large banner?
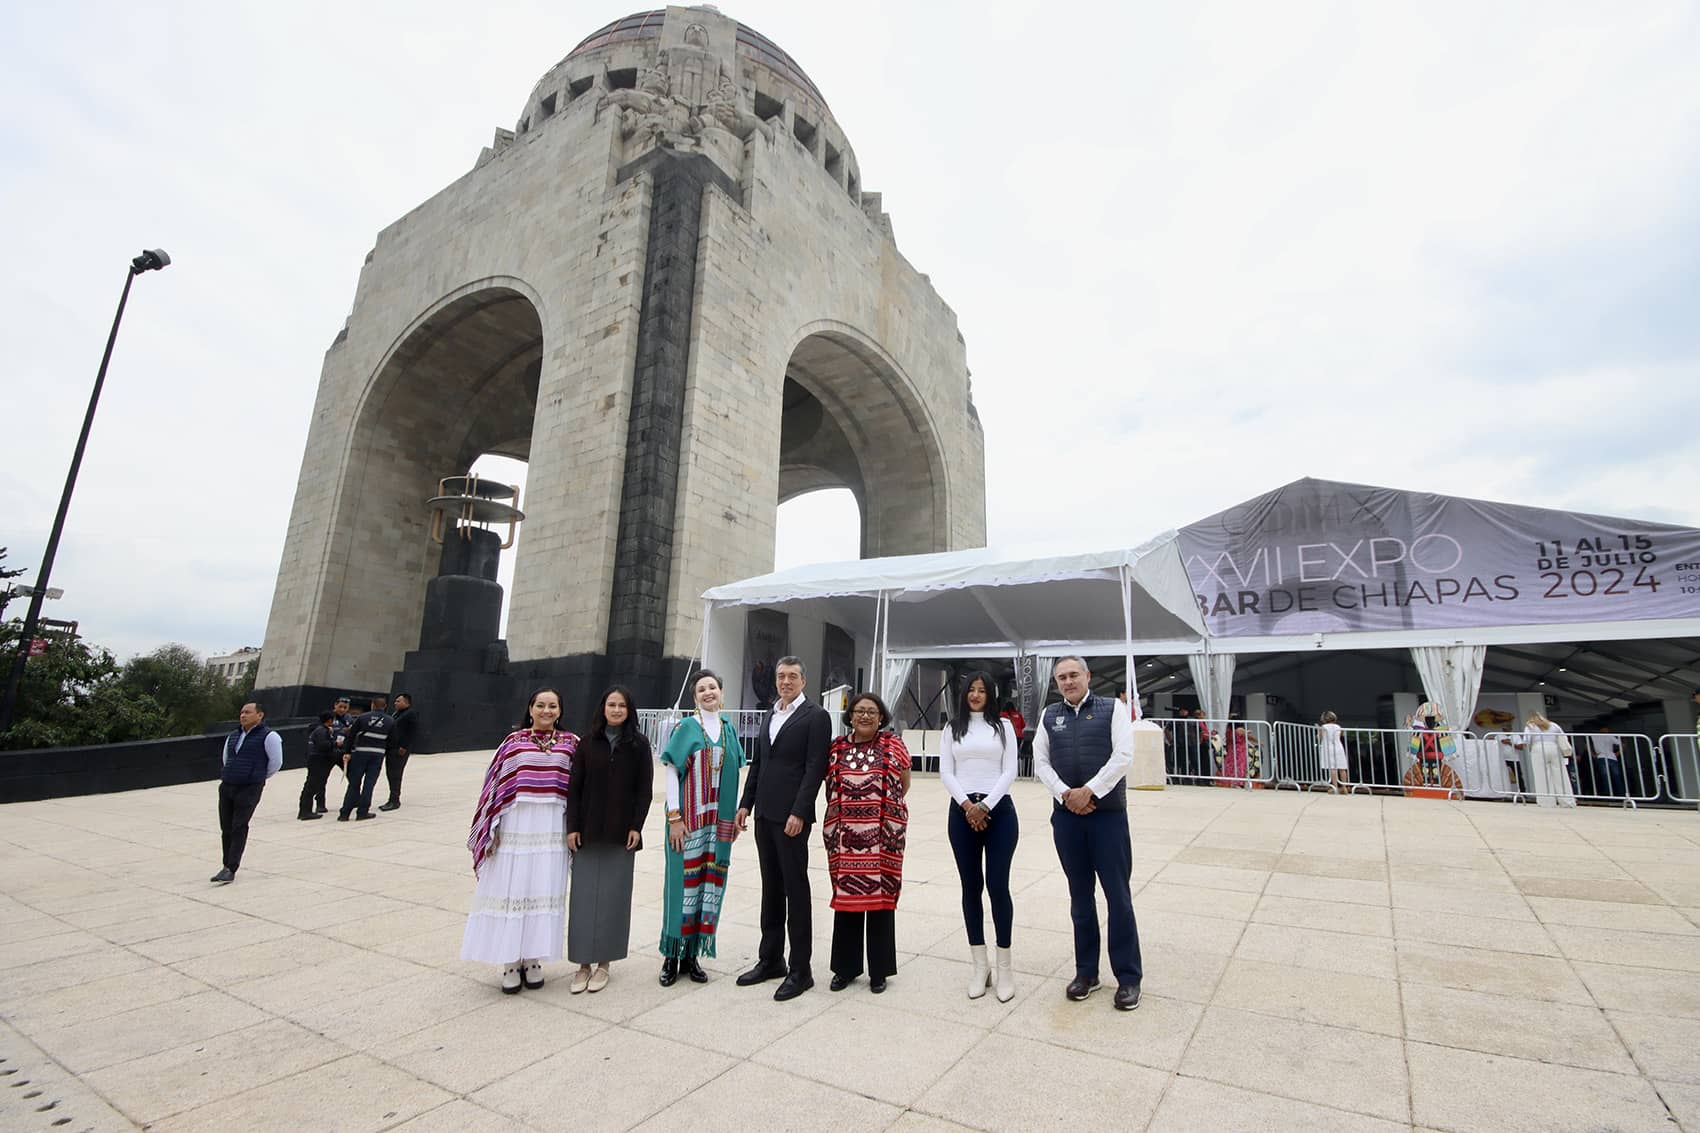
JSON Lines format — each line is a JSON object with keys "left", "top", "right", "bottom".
{"left": 742, "top": 609, "right": 788, "bottom": 710}
{"left": 1177, "top": 479, "right": 1700, "bottom": 638}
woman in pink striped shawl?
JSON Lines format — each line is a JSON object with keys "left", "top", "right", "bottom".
{"left": 461, "top": 688, "right": 578, "bottom": 994}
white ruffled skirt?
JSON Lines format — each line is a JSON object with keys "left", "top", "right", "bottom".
{"left": 460, "top": 797, "right": 572, "bottom": 964}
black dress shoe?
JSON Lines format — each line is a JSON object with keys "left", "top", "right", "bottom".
{"left": 1065, "top": 975, "right": 1101, "bottom": 1001}
{"left": 337, "top": 812, "right": 351, "bottom": 822}
{"left": 297, "top": 812, "right": 323, "bottom": 821}
{"left": 829, "top": 973, "right": 854, "bottom": 992}
{"left": 1114, "top": 983, "right": 1142, "bottom": 1011}
{"left": 209, "top": 868, "right": 234, "bottom": 884}
{"left": 870, "top": 976, "right": 887, "bottom": 994}
{"left": 378, "top": 801, "right": 400, "bottom": 812}
{"left": 355, "top": 812, "right": 376, "bottom": 821}
{"left": 736, "top": 961, "right": 787, "bottom": 986}
{"left": 659, "top": 958, "right": 679, "bottom": 987}
{"left": 314, "top": 803, "right": 328, "bottom": 814}
{"left": 685, "top": 956, "right": 708, "bottom": 983}
{"left": 773, "top": 973, "right": 814, "bottom": 1001}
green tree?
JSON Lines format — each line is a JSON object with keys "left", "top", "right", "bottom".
{"left": 0, "top": 621, "right": 168, "bottom": 750}
{"left": 119, "top": 643, "right": 241, "bottom": 736}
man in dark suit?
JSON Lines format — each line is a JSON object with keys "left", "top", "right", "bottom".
{"left": 735, "top": 655, "right": 830, "bottom": 1000}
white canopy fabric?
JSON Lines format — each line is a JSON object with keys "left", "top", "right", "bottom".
{"left": 702, "top": 533, "right": 1209, "bottom": 660}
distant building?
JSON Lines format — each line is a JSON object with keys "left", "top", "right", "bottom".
{"left": 209, "top": 647, "right": 261, "bottom": 685}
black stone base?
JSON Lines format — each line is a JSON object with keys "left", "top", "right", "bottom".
{"left": 386, "top": 650, "right": 700, "bottom": 755}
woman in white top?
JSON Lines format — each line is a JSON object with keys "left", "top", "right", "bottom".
{"left": 939, "top": 671, "right": 1020, "bottom": 1002}
{"left": 1518, "top": 712, "right": 1576, "bottom": 808}
{"left": 1318, "top": 711, "right": 1348, "bottom": 794}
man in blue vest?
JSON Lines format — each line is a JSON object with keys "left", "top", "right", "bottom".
{"left": 213, "top": 700, "right": 283, "bottom": 884}
{"left": 1032, "top": 656, "right": 1143, "bottom": 1010}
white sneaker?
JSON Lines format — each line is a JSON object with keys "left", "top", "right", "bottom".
{"left": 501, "top": 965, "right": 522, "bottom": 995}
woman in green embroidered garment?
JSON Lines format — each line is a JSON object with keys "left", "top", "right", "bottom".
{"left": 658, "top": 669, "right": 746, "bottom": 986}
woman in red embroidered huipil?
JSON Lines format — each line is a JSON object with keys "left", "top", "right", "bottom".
{"left": 822, "top": 691, "right": 911, "bottom": 993}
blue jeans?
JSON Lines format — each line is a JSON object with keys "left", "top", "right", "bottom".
{"left": 948, "top": 796, "right": 1019, "bottom": 948}
{"left": 1051, "top": 804, "right": 1142, "bottom": 986}
{"left": 1595, "top": 757, "right": 1626, "bottom": 797}
{"left": 340, "top": 753, "right": 384, "bottom": 817}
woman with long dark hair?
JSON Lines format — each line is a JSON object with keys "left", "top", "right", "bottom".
{"left": 461, "top": 687, "right": 577, "bottom": 994}
{"left": 938, "top": 670, "right": 1019, "bottom": 1001}
{"left": 564, "top": 685, "right": 654, "bottom": 993}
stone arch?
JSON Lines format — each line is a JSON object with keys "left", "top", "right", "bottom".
{"left": 321, "top": 280, "right": 546, "bottom": 688}
{"left": 779, "top": 320, "right": 952, "bottom": 558}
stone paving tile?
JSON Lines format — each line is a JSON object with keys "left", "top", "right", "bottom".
{"left": 1274, "top": 852, "right": 1389, "bottom": 881}
{"left": 1391, "top": 907, "right": 1560, "bottom": 956}
{"left": 1390, "top": 879, "right": 1537, "bottom": 921}
{"left": 1394, "top": 939, "right": 1594, "bottom": 1005}
{"left": 623, "top": 963, "right": 836, "bottom": 1058}
{"left": 1234, "top": 921, "right": 1397, "bottom": 978}
{"left": 32, "top": 988, "right": 269, "bottom": 1074}
{"left": 1212, "top": 957, "right": 1402, "bottom": 1036}
{"left": 1573, "top": 960, "right": 1700, "bottom": 1019}
{"left": 994, "top": 975, "right": 1203, "bottom": 1071}
{"left": 1513, "top": 874, "right": 1664, "bottom": 904}
{"left": 1262, "top": 871, "right": 1390, "bottom": 906}
{"left": 1657, "top": 1080, "right": 1700, "bottom": 1133}
{"left": 917, "top": 1032, "right": 1169, "bottom": 1133}
{"left": 1179, "top": 1006, "right": 1410, "bottom": 1123}
{"left": 751, "top": 998, "right": 985, "bottom": 1107}
{"left": 1251, "top": 892, "right": 1394, "bottom": 937}
{"left": 1153, "top": 860, "right": 1272, "bottom": 894}
{"left": 385, "top": 998, "right": 608, "bottom": 1093}
{"left": 388, "top": 1099, "right": 542, "bottom": 1133}
{"left": 1607, "top": 1011, "right": 1700, "bottom": 1085}
{"left": 1548, "top": 922, "right": 1700, "bottom": 971}
{"left": 472, "top": 1026, "right": 733, "bottom": 1133}
{"left": 1407, "top": 1040, "right": 1671, "bottom": 1133}
{"left": 1136, "top": 879, "right": 1261, "bottom": 920}
{"left": 80, "top": 1017, "right": 350, "bottom": 1125}
{"left": 1147, "top": 1076, "right": 1411, "bottom": 1133}
{"left": 1400, "top": 983, "right": 1635, "bottom": 1074}
{"left": 2, "top": 962, "right": 208, "bottom": 1031}
{"left": 152, "top": 1051, "right": 453, "bottom": 1132}
{"left": 633, "top": 1060, "right": 901, "bottom": 1133}
{"left": 1525, "top": 894, "right": 1698, "bottom": 933}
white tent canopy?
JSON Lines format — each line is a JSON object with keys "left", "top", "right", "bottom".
{"left": 701, "top": 533, "right": 1208, "bottom": 662}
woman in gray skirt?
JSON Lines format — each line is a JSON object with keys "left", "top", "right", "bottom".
{"left": 564, "top": 685, "right": 654, "bottom": 992}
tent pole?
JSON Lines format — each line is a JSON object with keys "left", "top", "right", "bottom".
{"left": 1122, "top": 565, "right": 1139, "bottom": 718}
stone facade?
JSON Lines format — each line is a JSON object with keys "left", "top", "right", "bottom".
{"left": 255, "top": 6, "right": 986, "bottom": 744}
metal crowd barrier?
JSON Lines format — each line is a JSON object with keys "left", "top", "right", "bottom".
{"left": 1478, "top": 731, "right": 1660, "bottom": 807}
{"left": 1276, "top": 725, "right": 1474, "bottom": 798}
{"left": 1147, "top": 718, "right": 1275, "bottom": 788}
{"left": 1658, "top": 733, "right": 1700, "bottom": 806}
{"left": 637, "top": 708, "right": 767, "bottom": 755}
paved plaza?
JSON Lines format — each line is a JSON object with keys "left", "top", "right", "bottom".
{"left": 2, "top": 755, "right": 1699, "bottom": 1132}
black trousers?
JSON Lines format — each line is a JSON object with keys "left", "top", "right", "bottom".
{"left": 831, "top": 909, "right": 896, "bottom": 980}
{"left": 218, "top": 780, "right": 265, "bottom": 872}
{"left": 298, "top": 756, "right": 335, "bottom": 817}
{"left": 1051, "top": 805, "right": 1143, "bottom": 987}
{"left": 754, "top": 816, "right": 812, "bottom": 975}
{"left": 384, "top": 750, "right": 410, "bottom": 804}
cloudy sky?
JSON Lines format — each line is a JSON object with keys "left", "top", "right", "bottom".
{"left": 2, "top": 1, "right": 1697, "bottom": 662}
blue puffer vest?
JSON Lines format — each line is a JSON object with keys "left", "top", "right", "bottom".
{"left": 1042, "top": 695, "right": 1125, "bottom": 811}
{"left": 223, "top": 723, "right": 272, "bottom": 785}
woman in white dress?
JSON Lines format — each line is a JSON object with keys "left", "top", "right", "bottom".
{"left": 461, "top": 688, "right": 578, "bottom": 992}
{"left": 1318, "top": 710, "right": 1349, "bottom": 794}
{"left": 1518, "top": 712, "right": 1576, "bottom": 808}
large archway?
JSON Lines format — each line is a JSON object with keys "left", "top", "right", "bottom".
{"left": 779, "top": 326, "right": 950, "bottom": 559}
{"left": 321, "top": 284, "right": 543, "bottom": 690}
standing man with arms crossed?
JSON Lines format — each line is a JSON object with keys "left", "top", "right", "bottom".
{"left": 1033, "top": 656, "right": 1144, "bottom": 1010}
{"left": 212, "top": 700, "right": 283, "bottom": 883}
{"left": 338, "top": 694, "right": 396, "bottom": 822}
{"left": 735, "top": 656, "right": 830, "bottom": 1000}
{"left": 380, "top": 692, "right": 417, "bottom": 811}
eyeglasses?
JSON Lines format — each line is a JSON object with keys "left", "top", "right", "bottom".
{"left": 850, "top": 708, "right": 881, "bottom": 717}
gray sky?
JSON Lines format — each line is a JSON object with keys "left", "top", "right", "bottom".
{"left": 3, "top": 1, "right": 1697, "bottom": 662}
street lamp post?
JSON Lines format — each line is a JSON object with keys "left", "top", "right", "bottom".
{"left": 0, "top": 249, "right": 171, "bottom": 734}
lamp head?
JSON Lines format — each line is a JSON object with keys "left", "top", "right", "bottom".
{"left": 132, "top": 249, "right": 170, "bottom": 273}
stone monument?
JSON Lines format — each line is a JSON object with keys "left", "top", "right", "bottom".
{"left": 254, "top": 6, "right": 987, "bottom": 749}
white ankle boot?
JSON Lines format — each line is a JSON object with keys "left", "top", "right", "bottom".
{"left": 967, "top": 944, "right": 991, "bottom": 999}
{"left": 994, "top": 947, "right": 1015, "bottom": 1002}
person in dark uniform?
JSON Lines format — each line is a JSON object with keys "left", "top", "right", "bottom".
{"left": 734, "top": 655, "right": 830, "bottom": 1001}
{"left": 338, "top": 695, "right": 395, "bottom": 821}
{"left": 213, "top": 700, "right": 282, "bottom": 883}
{"left": 1032, "top": 656, "right": 1143, "bottom": 1011}
{"left": 297, "top": 711, "right": 337, "bottom": 821}
{"left": 380, "top": 692, "right": 417, "bottom": 811}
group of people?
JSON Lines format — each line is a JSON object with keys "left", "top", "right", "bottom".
{"left": 458, "top": 654, "right": 1144, "bottom": 1011}
{"left": 208, "top": 691, "right": 418, "bottom": 884}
